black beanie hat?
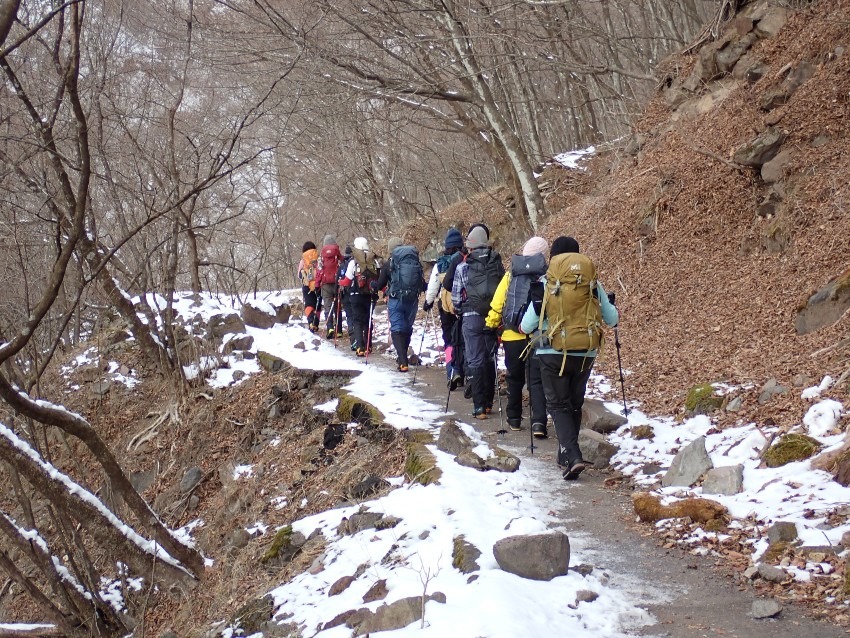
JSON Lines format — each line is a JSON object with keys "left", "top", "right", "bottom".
{"left": 302, "top": 241, "right": 316, "bottom": 252}
{"left": 550, "top": 236, "right": 579, "bottom": 258}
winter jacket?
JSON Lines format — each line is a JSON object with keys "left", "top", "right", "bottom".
{"left": 297, "top": 248, "right": 319, "bottom": 291}
{"left": 519, "top": 281, "right": 618, "bottom": 357}
{"left": 484, "top": 273, "right": 524, "bottom": 342}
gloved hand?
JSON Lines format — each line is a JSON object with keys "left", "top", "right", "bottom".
{"left": 423, "top": 301, "right": 433, "bottom": 312}
{"left": 369, "top": 280, "right": 379, "bottom": 292}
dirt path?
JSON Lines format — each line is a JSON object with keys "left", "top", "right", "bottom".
{"left": 387, "top": 353, "right": 845, "bottom": 638}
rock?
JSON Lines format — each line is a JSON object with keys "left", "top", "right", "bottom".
{"left": 761, "top": 87, "right": 789, "bottom": 112}
{"left": 362, "top": 579, "right": 388, "bottom": 603}
{"left": 767, "top": 521, "right": 798, "bottom": 544}
{"left": 223, "top": 333, "right": 254, "bottom": 354}
{"left": 257, "top": 351, "right": 291, "bottom": 373}
{"left": 323, "top": 424, "right": 346, "bottom": 450}
{"left": 795, "top": 269, "right": 850, "bottom": 335}
{"left": 716, "top": 33, "right": 756, "bottom": 74}
{"left": 492, "top": 532, "right": 570, "bottom": 581}
{"left": 228, "top": 528, "right": 251, "bottom": 550}
{"left": 572, "top": 563, "right": 594, "bottom": 577}
{"left": 732, "top": 53, "right": 766, "bottom": 82}
{"left": 429, "top": 591, "right": 447, "bottom": 604}
{"left": 261, "top": 526, "right": 306, "bottom": 566}
{"left": 273, "top": 302, "right": 292, "bottom": 324}
{"left": 230, "top": 594, "right": 275, "bottom": 635}
{"left": 763, "top": 433, "right": 821, "bottom": 468}
{"left": 455, "top": 450, "right": 486, "bottom": 470}
{"left": 207, "top": 312, "right": 245, "bottom": 340}
{"left": 662, "top": 436, "right": 713, "bottom": 488}
{"left": 350, "top": 475, "right": 390, "bottom": 500}
{"left": 352, "top": 596, "right": 423, "bottom": 636}
{"left": 753, "top": 7, "right": 788, "bottom": 39}
{"left": 339, "top": 511, "right": 385, "bottom": 536}
{"left": 624, "top": 133, "right": 646, "bottom": 156}
{"left": 437, "top": 419, "right": 475, "bottom": 456}
{"left": 733, "top": 127, "right": 786, "bottom": 167}
{"left": 405, "top": 443, "right": 442, "bottom": 485}
{"left": 757, "top": 563, "right": 789, "bottom": 583}
{"left": 293, "top": 341, "right": 306, "bottom": 350}
{"left": 188, "top": 495, "right": 199, "bottom": 511}
{"left": 702, "top": 465, "right": 744, "bottom": 496}
{"left": 760, "top": 149, "right": 793, "bottom": 183}
{"left": 129, "top": 469, "right": 156, "bottom": 493}
{"left": 578, "top": 430, "right": 619, "bottom": 469}
{"left": 323, "top": 609, "right": 362, "bottom": 632}
{"left": 159, "top": 632, "right": 178, "bottom": 638}
{"left": 581, "top": 399, "right": 627, "bottom": 434}
{"left": 631, "top": 425, "right": 655, "bottom": 440}
{"left": 484, "top": 446, "right": 521, "bottom": 473}
{"left": 743, "top": 565, "right": 759, "bottom": 579}
{"left": 241, "top": 301, "right": 276, "bottom": 329}
{"left": 726, "top": 396, "right": 744, "bottom": 412}
{"left": 758, "top": 378, "right": 788, "bottom": 404}
{"left": 375, "top": 516, "right": 401, "bottom": 531}
{"left": 452, "top": 535, "right": 482, "bottom": 574}
{"left": 841, "top": 531, "right": 850, "bottom": 548}
{"left": 91, "top": 379, "right": 112, "bottom": 398}
{"left": 575, "top": 590, "right": 599, "bottom": 604}
{"left": 642, "top": 463, "right": 663, "bottom": 475}
{"left": 752, "top": 598, "right": 782, "bottom": 619}
{"left": 329, "top": 575, "right": 356, "bottom": 596}
{"left": 685, "top": 383, "right": 723, "bottom": 415}
{"left": 300, "top": 445, "right": 322, "bottom": 464}
{"left": 180, "top": 467, "right": 202, "bottom": 493}
{"left": 232, "top": 370, "right": 246, "bottom": 382}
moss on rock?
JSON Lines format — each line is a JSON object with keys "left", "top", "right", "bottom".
{"left": 685, "top": 383, "right": 724, "bottom": 415}
{"left": 452, "top": 534, "right": 481, "bottom": 574}
{"left": 261, "top": 525, "right": 300, "bottom": 564}
{"left": 404, "top": 443, "right": 442, "bottom": 485}
{"left": 763, "top": 433, "right": 822, "bottom": 468}
{"left": 631, "top": 425, "right": 655, "bottom": 440}
{"left": 336, "top": 393, "right": 385, "bottom": 426}
{"left": 762, "top": 541, "right": 791, "bottom": 564}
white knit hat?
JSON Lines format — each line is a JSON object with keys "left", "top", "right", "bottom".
{"left": 353, "top": 237, "right": 369, "bottom": 251}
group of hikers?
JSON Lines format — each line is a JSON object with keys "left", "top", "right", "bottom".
{"left": 297, "top": 226, "right": 618, "bottom": 481}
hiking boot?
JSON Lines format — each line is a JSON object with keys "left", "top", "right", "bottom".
{"left": 507, "top": 418, "right": 522, "bottom": 431}
{"left": 326, "top": 329, "right": 336, "bottom": 339}
{"left": 473, "top": 407, "right": 488, "bottom": 420}
{"left": 463, "top": 383, "right": 473, "bottom": 400}
{"left": 563, "top": 459, "right": 588, "bottom": 481}
{"left": 484, "top": 406, "right": 493, "bottom": 415}
{"left": 350, "top": 342, "right": 357, "bottom": 351}
{"left": 397, "top": 364, "right": 409, "bottom": 372}
{"left": 531, "top": 423, "right": 548, "bottom": 439}
{"left": 355, "top": 348, "right": 366, "bottom": 357}
{"left": 448, "top": 373, "right": 462, "bottom": 391}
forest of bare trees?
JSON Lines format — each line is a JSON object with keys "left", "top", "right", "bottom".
{"left": 0, "top": 0, "right": 717, "bottom": 632}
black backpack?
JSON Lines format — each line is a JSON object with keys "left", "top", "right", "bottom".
{"left": 502, "top": 253, "right": 547, "bottom": 330}
{"left": 464, "top": 248, "right": 504, "bottom": 315}
{"left": 388, "top": 246, "right": 424, "bottom": 300}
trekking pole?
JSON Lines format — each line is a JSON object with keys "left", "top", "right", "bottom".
{"left": 365, "top": 299, "right": 375, "bottom": 365}
{"left": 428, "top": 310, "right": 443, "bottom": 364}
{"left": 526, "top": 354, "right": 535, "bottom": 455}
{"left": 411, "top": 317, "right": 427, "bottom": 386}
{"left": 494, "top": 341, "right": 506, "bottom": 436}
{"left": 608, "top": 292, "right": 629, "bottom": 416}
{"left": 332, "top": 287, "right": 341, "bottom": 348}
{"left": 444, "top": 383, "right": 452, "bottom": 414}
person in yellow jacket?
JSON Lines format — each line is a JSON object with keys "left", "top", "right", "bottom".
{"left": 485, "top": 237, "right": 549, "bottom": 436}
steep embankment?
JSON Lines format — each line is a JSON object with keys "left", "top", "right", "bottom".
{"left": 417, "top": 0, "right": 850, "bottom": 425}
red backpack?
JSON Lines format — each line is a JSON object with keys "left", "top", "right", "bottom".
{"left": 319, "top": 244, "right": 342, "bottom": 286}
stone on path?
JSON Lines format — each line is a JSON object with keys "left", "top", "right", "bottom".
{"left": 578, "top": 430, "right": 619, "bottom": 469}
{"left": 581, "top": 399, "right": 627, "bottom": 434}
{"left": 662, "top": 436, "right": 713, "bottom": 487}
{"left": 752, "top": 598, "right": 783, "bottom": 619}
{"left": 767, "top": 521, "right": 798, "bottom": 544}
{"left": 758, "top": 563, "right": 789, "bottom": 583}
{"left": 492, "top": 532, "right": 570, "bottom": 581}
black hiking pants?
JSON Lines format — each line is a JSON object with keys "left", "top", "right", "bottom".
{"left": 447, "top": 312, "right": 466, "bottom": 381}
{"left": 503, "top": 339, "right": 546, "bottom": 426}
{"left": 349, "top": 293, "right": 375, "bottom": 350}
{"left": 462, "top": 314, "right": 496, "bottom": 411}
{"left": 302, "top": 285, "right": 320, "bottom": 330}
{"left": 342, "top": 291, "right": 354, "bottom": 345}
{"left": 538, "top": 353, "right": 595, "bottom": 468}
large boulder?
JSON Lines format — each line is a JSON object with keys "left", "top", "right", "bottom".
{"left": 207, "top": 312, "right": 245, "bottom": 340}
{"left": 223, "top": 333, "right": 254, "bottom": 354}
{"left": 273, "top": 302, "right": 292, "bottom": 324}
{"left": 578, "top": 430, "right": 619, "bottom": 469}
{"left": 493, "top": 532, "right": 570, "bottom": 581}
{"left": 733, "top": 127, "right": 786, "bottom": 167}
{"left": 795, "top": 269, "right": 850, "bottom": 335}
{"left": 662, "top": 436, "right": 713, "bottom": 487}
{"left": 581, "top": 399, "right": 627, "bottom": 434}
{"left": 350, "top": 594, "right": 444, "bottom": 636}
{"left": 241, "top": 301, "right": 276, "bottom": 329}
{"left": 437, "top": 420, "right": 475, "bottom": 456}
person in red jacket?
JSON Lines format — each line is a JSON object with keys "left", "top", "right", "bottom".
{"left": 316, "top": 234, "right": 343, "bottom": 339}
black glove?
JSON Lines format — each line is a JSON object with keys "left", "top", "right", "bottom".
{"left": 423, "top": 301, "right": 434, "bottom": 312}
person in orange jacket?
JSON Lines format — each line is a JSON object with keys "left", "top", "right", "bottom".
{"left": 297, "top": 241, "right": 321, "bottom": 332}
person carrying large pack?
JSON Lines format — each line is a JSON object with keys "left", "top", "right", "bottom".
{"left": 316, "top": 234, "right": 344, "bottom": 339}
{"left": 520, "top": 236, "right": 619, "bottom": 481}
{"left": 297, "top": 241, "right": 321, "bottom": 333}
{"left": 374, "top": 237, "right": 425, "bottom": 372}
{"left": 424, "top": 228, "right": 465, "bottom": 389}
{"left": 451, "top": 225, "right": 504, "bottom": 419}
{"left": 486, "top": 236, "right": 549, "bottom": 436}
{"left": 339, "top": 237, "right": 379, "bottom": 356}
{"left": 338, "top": 245, "right": 355, "bottom": 349}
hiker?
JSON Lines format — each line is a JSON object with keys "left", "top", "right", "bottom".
{"left": 486, "top": 236, "right": 549, "bottom": 436}
{"left": 520, "top": 236, "right": 618, "bottom": 480}
{"left": 339, "top": 237, "right": 379, "bottom": 356}
{"left": 451, "top": 226, "right": 505, "bottom": 419}
{"left": 316, "top": 234, "right": 344, "bottom": 339}
{"left": 374, "top": 237, "right": 425, "bottom": 372}
{"left": 339, "top": 245, "right": 356, "bottom": 349}
{"left": 423, "top": 228, "right": 465, "bottom": 389}
{"left": 297, "top": 241, "right": 321, "bottom": 333}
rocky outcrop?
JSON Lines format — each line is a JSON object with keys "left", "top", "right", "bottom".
{"left": 795, "top": 269, "right": 850, "bottom": 335}
{"left": 207, "top": 312, "right": 245, "bottom": 340}
{"left": 242, "top": 301, "right": 276, "bottom": 329}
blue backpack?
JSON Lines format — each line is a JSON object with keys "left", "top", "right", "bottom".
{"left": 389, "top": 246, "right": 424, "bottom": 300}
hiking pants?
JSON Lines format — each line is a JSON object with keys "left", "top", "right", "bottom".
{"left": 440, "top": 309, "right": 460, "bottom": 380}
{"left": 538, "top": 353, "right": 595, "bottom": 468}
{"left": 321, "top": 283, "right": 342, "bottom": 332}
{"left": 503, "top": 339, "right": 546, "bottom": 425}
{"left": 462, "top": 314, "right": 496, "bottom": 410}
{"left": 388, "top": 297, "right": 417, "bottom": 335}
{"left": 342, "top": 292, "right": 354, "bottom": 345}
{"left": 302, "top": 286, "right": 319, "bottom": 329}
{"left": 349, "top": 293, "right": 374, "bottom": 350}
{"left": 450, "top": 314, "right": 466, "bottom": 381}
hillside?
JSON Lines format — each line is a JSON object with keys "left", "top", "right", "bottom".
{"left": 414, "top": 0, "right": 850, "bottom": 426}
